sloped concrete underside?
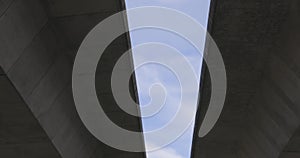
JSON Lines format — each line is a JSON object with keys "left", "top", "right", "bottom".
{"left": 0, "top": 0, "right": 145, "bottom": 158}
{"left": 0, "top": 66, "right": 61, "bottom": 157}
{"left": 2, "top": 0, "right": 300, "bottom": 158}
{"left": 193, "top": 0, "right": 300, "bottom": 158}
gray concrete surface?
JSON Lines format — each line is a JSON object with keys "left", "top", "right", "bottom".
{"left": 192, "top": 0, "right": 300, "bottom": 158}
{"left": 1, "top": 0, "right": 300, "bottom": 158}
{"left": 0, "top": 0, "right": 145, "bottom": 157}
{"left": 0, "top": 67, "right": 61, "bottom": 157}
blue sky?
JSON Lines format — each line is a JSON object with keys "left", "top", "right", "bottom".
{"left": 124, "top": 1, "right": 211, "bottom": 157}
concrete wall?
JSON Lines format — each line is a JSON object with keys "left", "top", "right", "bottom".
{"left": 192, "top": 0, "right": 300, "bottom": 158}
{"left": 279, "top": 127, "right": 300, "bottom": 158}
{"left": 0, "top": 66, "right": 61, "bottom": 157}
{"left": 237, "top": 1, "right": 300, "bottom": 157}
{"left": 0, "top": 0, "right": 145, "bottom": 157}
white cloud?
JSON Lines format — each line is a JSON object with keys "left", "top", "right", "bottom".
{"left": 146, "top": 143, "right": 184, "bottom": 158}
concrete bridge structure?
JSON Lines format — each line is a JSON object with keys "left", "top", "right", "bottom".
{"left": 0, "top": 0, "right": 299, "bottom": 158}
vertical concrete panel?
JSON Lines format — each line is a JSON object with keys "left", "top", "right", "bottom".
{"left": 0, "top": 0, "right": 47, "bottom": 71}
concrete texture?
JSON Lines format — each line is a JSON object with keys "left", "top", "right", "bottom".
{"left": 0, "top": 67, "right": 4, "bottom": 75}
{"left": 0, "top": 0, "right": 48, "bottom": 71}
{"left": 192, "top": 0, "right": 300, "bottom": 158}
{"left": 0, "top": 0, "right": 145, "bottom": 158}
{"left": 0, "top": 67, "right": 61, "bottom": 157}
{"left": 280, "top": 127, "right": 300, "bottom": 158}
{"left": 43, "top": 0, "right": 120, "bottom": 17}
{"left": 1, "top": 0, "right": 300, "bottom": 157}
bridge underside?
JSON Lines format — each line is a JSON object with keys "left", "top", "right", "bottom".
{"left": 192, "top": 0, "right": 300, "bottom": 158}
{"left": 1, "top": 0, "right": 300, "bottom": 158}
{"left": 0, "top": 0, "right": 145, "bottom": 157}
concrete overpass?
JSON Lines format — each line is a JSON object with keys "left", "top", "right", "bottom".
{"left": 0, "top": 0, "right": 300, "bottom": 158}
{"left": 192, "top": 0, "right": 300, "bottom": 157}
{"left": 0, "top": 0, "right": 145, "bottom": 157}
